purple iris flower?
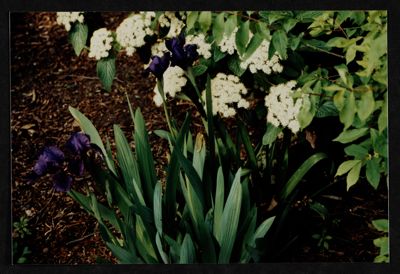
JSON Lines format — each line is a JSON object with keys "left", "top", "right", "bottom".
{"left": 166, "top": 35, "right": 198, "bottom": 69}
{"left": 146, "top": 52, "right": 171, "bottom": 79}
{"left": 33, "top": 146, "right": 64, "bottom": 176}
{"left": 53, "top": 172, "right": 73, "bottom": 192}
{"left": 66, "top": 132, "right": 91, "bottom": 155}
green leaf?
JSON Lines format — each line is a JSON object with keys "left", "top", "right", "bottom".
{"left": 213, "top": 12, "right": 225, "bottom": 44}
{"left": 333, "top": 127, "right": 369, "bottom": 144}
{"left": 179, "top": 234, "right": 196, "bottom": 263}
{"left": 242, "top": 33, "right": 264, "bottom": 61}
{"left": 135, "top": 215, "right": 158, "bottom": 263}
{"left": 339, "top": 91, "right": 356, "bottom": 130}
{"left": 134, "top": 108, "right": 157, "bottom": 204}
{"left": 346, "top": 160, "right": 362, "bottom": 190}
{"left": 346, "top": 44, "right": 357, "bottom": 64}
{"left": 155, "top": 232, "right": 169, "bottom": 264}
{"left": 238, "top": 121, "right": 257, "bottom": 169}
{"left": 335, "top": 64, "right": 353, "bottom": 88}
{"left": 357, "top": 89, "right": 375, "bottom": 122}
{"left": 315, "top": 101, "right": 338, "bottom": 118}
{"left": 366, "top": 158, "right": 381, "bottom": 189}
{"left": 186, "top": 11, "right": 199, "bottom": 31}
{"left": 114, "top": 124, "right": 145, "bottom": 205}
{"left": 153, "top": 129, "right": 173, "bottom": 141}
{"left": 153, "top": 182, "right": 163, "bottom": 234}
{"left": 218, "top": 168, "right": 242, "bottom": 263}
{"left": 96, "top": 57, "right": 116, "bottom": 92}
{"left": 213, "top": 166, "right": 225, "bottom": 244}
{"left": 255, "top": 22, "right": 270, "bottom": 40}
{"left": 192, "top": 64, "right": 208, "bottom": 77}
{"left": 271, "top": 29, "right": 288, "bottom": 59}
{"left": 372, "top": 219, "right": 388, "bottom": 233}
{"left": 283, "top": 18, "right": 298, "bottom": 32}
{"left": 193, "top": 133, "right": 206, "bottom": 180}
{"left": 68, "top": 106, "right": 116, "bottom": 175}
{"left": 205, "top": 75, "right": 215, "bottom": 177}
{"left": 333, "top": 89, "right": 346, "bottom": 110}
{"left": 344, "top": 144, "right": 368, "bottom": 158}
{"left": 262, "top": 123, "right": 281, "bottom": 147}
{"left": 280, "top": 153, "right": 327, "bottom": 199}
{"left": 165, "top": 114, "right": 191, "bottom": 231}
{"left": 227, "top": 56, "right": 246, "bottom": 76}
{"left": 235, "top": 20, "right": 250, "bottom": 56}
{"left": 68, "top": 22, "right": 88, "bottom": 56}
{"left": 213, "top": 46, "right": 227, "bottom": 62}
{"left": 105, "top": 242, "right": 142, "bottom": 263}
{"left": 225, "top": 14, "right": 238, "bottom": 37}
{"left": 378, "top": 92, "right": 388, "bottom": 132}
{"left": 336, "top": 159, "right": 362, "bottom": 176}
{"left": 198, "top": 11, "right": 212, "bottom": 32}
{"left": 297, "top": 95, "right": 314, "bottom": 129}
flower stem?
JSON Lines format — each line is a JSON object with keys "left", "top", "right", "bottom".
{"left": 157, "top": 79, "right": 176, "bottom": 138}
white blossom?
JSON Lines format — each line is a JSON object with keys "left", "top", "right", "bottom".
{"left": 151, "top": 40, "right": 168, "bottom": 57}
{"left": 56, "top": 12, "right": 84, "bottom": 31}
{"left": 218, "top": 28, "right": 238, "bottom": 55}
{"left": 158, "top": 12, "right": 185, "bottom": 38}
{"left": 203, "top": 73, "right": 250, "bottom": 118}
{"left": 88, "top": 28, "right": 113, "bottom": 60}
{"left": 153, "top": 66, "right": 187, "bottom": 106}
{"left": 264, "top": 81, "right": 303, "bottom": 133}
{"left": 186, "top": 34, "right": 212, "bottom": 59}
{"left": 240, "top": 39, "right": 283, "bottom": 74}
{"left": 116, "top": 12, "right": 156, "bottom": 56}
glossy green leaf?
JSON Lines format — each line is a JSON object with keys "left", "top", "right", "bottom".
{"left": 134, "top": 108, "right": 157, "bottom": 204}
{"left": 242, "top": 33, "right": 264, "bottom": 61}
{"left": 333, "top": 127, "right": 369, "bottom": 144}
{"left": 198, "top": 11, "right": 212, "bottom": 32}
{"left": 366, "top": 158, "right": 381, "bottom": 189}
{"left": 153, "top": 182, "right": 163, "bottom": 234}
{"left": 346, "top": 160, "right": 362, "bottom": 190}
{"left": 372, "top": 219, "right": 388, "bottom": 233}
{"left": 213, "top": 166, "right": 224, "bottom": 244}
{"left": 186, "top": 11, "right": 199, "bottom": 31}
{"left": 344, "top": 144, "right": 368, "bottom": 158}
{"left": 340, "top": 91, "right": 356, "bottom": 129}
{"left": 192, "top": 64, "right": 208, "bottom": 76}
{"left": 96, "top": 57, "right": 116, "bottom": 92}
{"left": 68, "top": 22, "right": 88, "bottom": 56}
{"left": 114, "top": 124, "right": 145, "bottom": 205}
{"left": 315, "top": 101, "right": 338, "bottom": 118}
{"left": 262, "top": 123, "right": 282, "bottom": 147}
{"left": 155, "top": 232, "right": 169, "bottom": 264}
{"left": 336, "top": 159, "right": 361, "bottom": 176}
{"left": 213, "top": 12, "right": 225, "bottom": 44}
{"left": 179, "top": 234, "right": 196, "bottom": 263}
{"left": 135, "top": 215, "right": 158, "bottom": 263}
{"left": 235, "top": 20, "right": 250, "bottom": 56}
{"left": 271, "top": 29, "right": 288, "bottom": 59}
{"left": 357, "top": 89, "right": 375, "bottom": 122}
{"left": 219, "top": 168, "right": 242, "bottom": 263}
{"left": 225, "top": 14, "right": 238, "bottom": 37}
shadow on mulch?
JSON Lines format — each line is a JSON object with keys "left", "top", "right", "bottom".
{"left": 11, "top": 12, "right": 388, "bottom": 264}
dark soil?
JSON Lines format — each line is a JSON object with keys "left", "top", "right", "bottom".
{"left": 11, "top": 12, "right": 388, "bottom": 264}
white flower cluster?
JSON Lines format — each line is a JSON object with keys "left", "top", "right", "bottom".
{"left": 186, "top": 34, "right": 212, "bottom": 59}
{"left": 56, "top": 12, "right": 84, "bottom": 31}
{"left": 204, "top": 73, "right": 249, "bottom": 118}
{"left": 240, "top": 40, "right": 283, "bottom": 74}
{"left": 88, "top": 28, "right": 113, "bottom": 60}
{"left": 153, "top": 66, "right": 187, "bottom": 106}
{"left": 218, "top": 28, "right": 238, "bottom": 55}
{"left": 151, "top": 40, "right": 168, "bottom": 56}
{"left": 158, "top": 12, "right": 185, "bottom": 38}
{"left": 264, "top": 81, "right": 303, "bottom": 133}
{"left": 116, "top": 12, "right": 156, "bottom": 56}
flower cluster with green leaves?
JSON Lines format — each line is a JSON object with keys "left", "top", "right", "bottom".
{"left": 45, "top": 10, "right": 388, "bottom": 263}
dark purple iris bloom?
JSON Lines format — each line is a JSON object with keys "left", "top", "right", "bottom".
{"left": 53, "top": 172, "right": 73, "bottom": 192}
{"left": 146, "top": 52, "right": 171, "bottom": 79}
{"left": 66, "top": 132, "right": 91, "bottom": 155}
{"left": 33, "top": 146, "right": 64, "bottom": 176}
{"left": 166, "top": 35, "right": 198, "bottom": 69}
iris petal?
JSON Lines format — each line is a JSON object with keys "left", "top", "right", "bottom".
{"left": 53, "top": 172, "right": 73, "bottom": 192}
{"left": 66, "top": 132, "right": 91, "bottom": 155}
